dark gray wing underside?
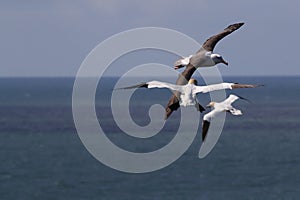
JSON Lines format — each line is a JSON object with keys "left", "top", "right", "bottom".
{"left": 202, "top": 22, "right": 244, "bottom": 52}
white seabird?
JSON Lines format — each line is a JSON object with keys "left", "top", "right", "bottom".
{"left": 166, "top": 22, "right": 244, "bottom": 119}
{"left": 202, "top": 94, "right": 247, "bottom": 141}
{"left": 117, "top": 79, "right": 259, "bottom": 114}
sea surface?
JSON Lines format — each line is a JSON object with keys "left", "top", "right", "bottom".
{"left": 0, "top": 76, "right": 300, "bottom": 200}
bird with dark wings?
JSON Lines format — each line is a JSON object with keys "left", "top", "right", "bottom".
{"left": 165, "top": 22, "right": 245, "bottom": 119}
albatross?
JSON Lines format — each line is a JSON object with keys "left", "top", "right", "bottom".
{"left": 117, "top": 79, "right": 259, "bottom": 115}
{"left": 202, "top": 94, "right": 247, "bottom": 141}
{"left": 166, "top": 22, "right": 244, "bottom": 119}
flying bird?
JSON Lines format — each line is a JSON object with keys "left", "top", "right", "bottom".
{"left": 116, "top": 79, "right": 259, "bottom": 116}
{"left": 166, "top": 22, "right": 245, "bottom": 119}
{"left": 202, "top": 94, "right": 247, "bottom": 141}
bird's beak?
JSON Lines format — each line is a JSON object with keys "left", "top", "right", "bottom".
{"left": 222, "top": 59, "right": 228, "bottom": 66}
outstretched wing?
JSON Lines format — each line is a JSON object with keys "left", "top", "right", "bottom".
{"left": 117, "top": 80, "right": 184, "bottom": 92}
{"left": 231, "top": 84, "right": 262, "bottom": 89}
{"left": 193, "top": 83, "right": 261, "bottom": 94}
{"left": 193, "top": 82, "right": 234, "bottom": 94}
{"left": 201, "top": 22, "right": 244, "bottom": 52}
{"left": 115, "top": 82, "right": 149, "bottom": 89}
{"left": 165, "top": 22, "right": 244, "bottom": 119}
{"left": 223, "top": 94, "right": 240, "bottom": 105}
{"left": 145, "top": 81, "right": 184, "bottom": 92}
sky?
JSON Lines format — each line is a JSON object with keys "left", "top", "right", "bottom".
{"left": 1, "top": 0, "right": 300, "bottom": 77}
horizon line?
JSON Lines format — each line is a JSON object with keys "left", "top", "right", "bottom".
{"left": 0, "top": 75, "right": 299, "bottom": 78}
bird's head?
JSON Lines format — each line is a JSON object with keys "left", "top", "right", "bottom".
{"left": 188, "top": 79, "right": 198, "bottom": 85}
{"left": 211, "top": 54, "right": 228, "bottom": 66}
{"left": 206, "top": 102, "right": 215, "bottom": 108}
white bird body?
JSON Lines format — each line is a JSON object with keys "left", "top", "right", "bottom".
{"left": 174, "top": 52, "right": 221, "bottom": 69}
{"left": 191, "top": 51, "right": 216, "bottom": 67}
{"left": 178, "top": 83, "right": 196, "bottom": 107}
{"left": 145, "top": 81, "right": 199, "bottom": 107}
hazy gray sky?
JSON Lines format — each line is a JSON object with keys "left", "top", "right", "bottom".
{"left": 1, "top": 0, "right": 299, "bottom": 77}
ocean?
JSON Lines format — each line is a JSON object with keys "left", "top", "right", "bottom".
{"left": 0, "top": 76, "right": 299, "bottom": 200}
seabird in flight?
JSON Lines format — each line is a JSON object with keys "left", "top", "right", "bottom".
{"left": 166, "top": 22, "right": 245, "bottom": 119}
{"left": 202, "top": 94, "right": 248, "bottom": 141}
{"left": 117, "top": 79, "right": 259, "bottom": 116}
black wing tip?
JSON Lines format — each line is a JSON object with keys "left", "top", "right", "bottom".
{"left": 139, "top": 83, "right": 149, "bottom": 88}
{"left": 232, "top": 22, "right": 245, "bottom": 26}
{"left": 196, "top": 103, "right": 205, "bottom": 113}
{"left": 114, "top": 82, "right": 148, "bottom": 90}
{"left": 232, "top": 94, "right": 252, "bottom": 103}
{"left": 202, "top": 120, "right": 210, "bottom": 141}
{"left": 225, "top": 22, "right": 245, "bottom": 31}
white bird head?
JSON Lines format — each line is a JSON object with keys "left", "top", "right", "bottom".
{"left": 188, "top": 79, "right": 198, "bottom": 85}
{"left": 211, "top": 54, "right": 228, "bottom": 66}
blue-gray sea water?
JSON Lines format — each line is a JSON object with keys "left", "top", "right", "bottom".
{"left": 0, "top": 77, "right": 300, "bottom": 200}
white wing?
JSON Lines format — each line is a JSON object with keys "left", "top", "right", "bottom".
{"left": 146, "top": 81, "right": 184, "bottom": 92}
{"left": 222, "top": 94, "right": 240, "bottom": 105}
{"left": 222, "top": 95, "right": 244, "bottom": 115}
{"left": 116, "top": 80, "right": 184, "bottom": 92}
{"left": 193, "top": 82, "right": 234, "bottom": 94}
{"left": 193, "top": 82, "right": 261, "bottom": 94}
